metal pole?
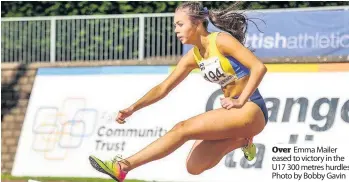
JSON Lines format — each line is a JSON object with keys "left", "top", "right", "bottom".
{"left": 138, "top": 16, "right": 145, "bottom": 61}
{"left": 50, "top": 18, "right": 56, "bottom": 63}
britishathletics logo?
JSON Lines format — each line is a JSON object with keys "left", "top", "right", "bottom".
{"left": 31, "top": 97, "right": 98, "bottom": 160}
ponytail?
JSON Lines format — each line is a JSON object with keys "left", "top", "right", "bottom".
{"left": 207, "top": 3, "right": 248, "bottom": 44}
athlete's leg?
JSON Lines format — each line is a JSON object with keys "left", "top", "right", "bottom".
{"left": 121, "top": 102, "right": 265, "bottom": 171}
{"left": 186, "top": 138, "right": 246, "bottom": 175}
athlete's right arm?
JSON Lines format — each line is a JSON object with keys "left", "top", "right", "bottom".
{"left": 129, "top": 49, "right": 197, "bottom": 113}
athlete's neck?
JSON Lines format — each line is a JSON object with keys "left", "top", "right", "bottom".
{"left": 192, "top": 31, "right": 211, "bottom": 51}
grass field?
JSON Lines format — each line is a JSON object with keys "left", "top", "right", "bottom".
{"left": 1, "top": 173, "right": 146, "bottom": 182}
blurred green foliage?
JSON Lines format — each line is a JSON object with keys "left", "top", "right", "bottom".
{"left": 2, "top": 1, "right": 349, "bottom": 17}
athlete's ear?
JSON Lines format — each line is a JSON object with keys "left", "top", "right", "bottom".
{"left": 191, "top": 19, "right": 201, "bottom": 27}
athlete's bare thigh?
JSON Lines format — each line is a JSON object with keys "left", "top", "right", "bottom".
{"left": 179, "top": 102, "right": 265, "bottom": 141}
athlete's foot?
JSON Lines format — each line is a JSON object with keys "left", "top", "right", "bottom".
{"left": 89, "top": 155, "right": 129, "bottom": 182}
{"left": 241, "top": 138, "right": 256, "bottom": 161}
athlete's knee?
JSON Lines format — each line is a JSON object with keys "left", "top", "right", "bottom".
{"left": 172, "top": 121, "right": 185, "bottom": 130}
{"left": 170, "top": 121, "right": 190, "bottom": 138}
{"left": 186, "top": 156, "right": 212, "bottom": 175}
{"left": 186, "top": 163, "right": 205, "bottom": 175}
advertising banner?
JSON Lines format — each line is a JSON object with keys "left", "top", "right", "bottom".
{"left": 183, "top": 8, "right": 349, "bottom": 58}
{"left": 12, "top": 64, "right": 349, "bottom": 182}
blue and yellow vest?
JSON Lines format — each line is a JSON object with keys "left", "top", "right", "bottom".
{"left": 193, "top": 32, "right": 250, "bottom": 87}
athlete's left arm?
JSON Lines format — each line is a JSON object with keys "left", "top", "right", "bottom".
{"left": 217, "top": 32, "right": 267, "bottom": 105}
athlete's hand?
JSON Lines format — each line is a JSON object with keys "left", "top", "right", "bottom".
{"left": 220, "top": 97, "right": 244, "bottom": 109}
{"left": 116, "top": 107, "right": 134, "bottom": 124}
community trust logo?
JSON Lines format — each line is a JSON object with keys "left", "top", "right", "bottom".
{"left": 31, "top": 97, "right": 98, "bottom": 160}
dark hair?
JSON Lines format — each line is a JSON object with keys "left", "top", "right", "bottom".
{"left": 176, "top": 2, "right": 249, "bottom": 44}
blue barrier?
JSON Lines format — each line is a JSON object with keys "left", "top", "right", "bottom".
{"left": 183, "top": 8, "right": 349, "bottom": 58}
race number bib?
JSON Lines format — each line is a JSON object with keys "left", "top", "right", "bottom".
{"left": 198, "top": 57, "right": 236, "bottom": 87}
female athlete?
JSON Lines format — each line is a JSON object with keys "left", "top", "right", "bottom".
{"left": 89, "top": 2, "right": 268, "bottom": 181}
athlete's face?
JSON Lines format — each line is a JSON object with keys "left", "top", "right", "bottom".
{"left": 173, "top": 9, "right": 198, "bottom": 44}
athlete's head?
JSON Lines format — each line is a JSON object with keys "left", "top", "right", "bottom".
{"left": 174, "top": 2, "right": 248, "bottom": 45}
